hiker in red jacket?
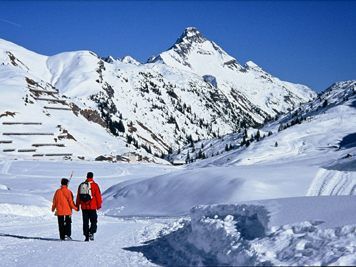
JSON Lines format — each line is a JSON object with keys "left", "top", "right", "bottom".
{"left": 52, "top": 178, "right": 78, "bottom": 240}
{"left": 76, "top": 172, "right": 102, "bottom": 242}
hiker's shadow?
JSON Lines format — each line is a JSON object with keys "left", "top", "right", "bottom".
{"left": 0, "top": 233, "right": 81, "bottom": 242}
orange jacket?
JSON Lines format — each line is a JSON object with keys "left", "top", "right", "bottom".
{"left": 76, "top": 178, "right": 102, "bottom": 210}
{"left": 52, "top": 185, "right": 78, "bottom": 216}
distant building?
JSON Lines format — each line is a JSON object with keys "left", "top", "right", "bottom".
{"left": 122, "top": 152, "right": 142, "bottom": 163}
{"left": 172, "top": 159, "right": 186, "bottom": 166}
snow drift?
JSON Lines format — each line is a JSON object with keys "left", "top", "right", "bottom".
{"left": 102, "top": 163, "right": 318, "bottom": 217}
{"left": 127, "top": 196, "right": 356, "bottom": 266}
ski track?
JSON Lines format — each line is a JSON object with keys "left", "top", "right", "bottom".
{"left": 1, "top": 160, "right": 12, "bottom": 175}
{"left": 307, "top": 168, "right": 356, "bottom": 196}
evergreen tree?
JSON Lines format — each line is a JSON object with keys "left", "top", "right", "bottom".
{"left": 241, "top": 136, "right": 246, "bottom": 146}
{"left": 117, "top": 120, "right": 125, "bottom": 133}
{"left": 278, "top": 124, "right": 284, "bottom": 132}
{"left": 188, "top": 135, "right": 194, "bottom": 147}
{"left": 275, "top": 141, "right": 278, "bottom": 147}
{"left": 198, "top": 149, "right": 203, "bottom": 159}
{"left": 244, "top": 128, "right": 248, "bottom": 137}
{"left": 255, "top": 130, "right": 261, "bottom": 141}
{"left": 126, "top": 134, "right": 133, "bottom": 144}
{"left": 322, "top": 99, "right": 328, "bottom": 108}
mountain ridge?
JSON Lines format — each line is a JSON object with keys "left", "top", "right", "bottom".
{"left": 0, "top": 27, "right": 316, "bottom": 162}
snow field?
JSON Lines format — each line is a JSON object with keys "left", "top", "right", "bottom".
{"left": 103, "top": 162, "right": 319, "bottom": 217}
{"left": 0, "top": 158, "right": 355, "bottom": 266}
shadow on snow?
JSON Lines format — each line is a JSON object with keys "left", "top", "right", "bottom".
{"left": 123, "top": 226, "right": 217, "bottom": 267}
{"left": 0, "top": 233, "right": 81, "bottom": 242}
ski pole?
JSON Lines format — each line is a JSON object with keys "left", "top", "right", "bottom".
{"left": 69, "top": 171, "right": 74, "bottom": 182}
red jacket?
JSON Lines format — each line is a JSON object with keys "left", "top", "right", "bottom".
{"left": 52, "top": 186, "right": 78, "bottom": 216}
{"left": 76, "top": 178, "right": 102, "bottom": 210}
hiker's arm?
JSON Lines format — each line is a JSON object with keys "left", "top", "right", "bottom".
{"left": 51, "top": 191, "right": 57, "bottom": 212}
{"left": 75, "top": 186, "right": 80, "bottom": 210}
{"left": 70, "top": 192, "right": 78, "bottom": 211}
{"left": 96, "top": 185, "right": 102, "bottom": 210}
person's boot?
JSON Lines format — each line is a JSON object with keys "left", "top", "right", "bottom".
{"left": 89, "top": 233, "right": 94, "bottom": 241}
{"left": 84, "top": 235, "right": 89, "bottom": 242}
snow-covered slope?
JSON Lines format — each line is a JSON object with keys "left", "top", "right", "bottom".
{"left": 0, "top": 27, "right": 315, "bottom": 161}
{"left": 171, "top": 80, "right": 356, "bottom": 164}
{"left": 102, "top": 80, "right": 356, "bottom": 216}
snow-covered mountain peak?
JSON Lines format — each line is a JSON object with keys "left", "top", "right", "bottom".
{"left": 101, "top": 55, "right": 116, "bottom": 63}
{"left": 149, "top": 27, "right": 240, "bottom": 74}
{"left": 147, "top": 28, "right": 315, "bottom": 119}
{"left": 244, "top": 60, "right": 262, "bottom": 71}
{"left": 121, "top": 55, "right": 141, "bottom": 65}
{"left": 174, "top": 27, "right": 206, "bottom": 45}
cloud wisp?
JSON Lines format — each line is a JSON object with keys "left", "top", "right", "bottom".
{"left": 0, "top": 18, "right": 22, "bottom": 28}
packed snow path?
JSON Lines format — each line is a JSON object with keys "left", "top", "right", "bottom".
{"left": 0, "top": 213, "right": 172, "bottom": 266}
{"left": 0, "top": 160, "right": 176, "bottom": 266}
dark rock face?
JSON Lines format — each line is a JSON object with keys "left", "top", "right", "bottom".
{"left": 169, "top": 27, "right": 206, "bottom": 61}
{"left": 174, "top": 27, "right": 206, "bottom": 46}
{"left": 203, "top": 75, "right": 217, "bottom": 88}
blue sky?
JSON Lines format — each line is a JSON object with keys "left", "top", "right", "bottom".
{"left": 0, "top": 1, "right": 355, "bottom": 92}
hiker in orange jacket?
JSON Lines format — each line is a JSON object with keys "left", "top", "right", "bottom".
{"left": 76, "top": 172, "right": 102, "bottom": 242}
{"left": 52, "top": 178, "right": 78, "bottom": 240}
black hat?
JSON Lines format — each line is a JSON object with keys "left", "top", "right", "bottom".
{"left": 87, "top": 172, "right": 94, "bottom": 178}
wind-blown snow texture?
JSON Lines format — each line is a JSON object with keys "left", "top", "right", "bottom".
{"left": 0, "top": 27, "right": 315, "bottom": 162}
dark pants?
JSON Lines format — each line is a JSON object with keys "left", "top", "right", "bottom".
{"left": 57, "top": 215, "right": 72, "bottom": 240}
{"left": 82, "top": 210, "right": 97, "bottom": 237}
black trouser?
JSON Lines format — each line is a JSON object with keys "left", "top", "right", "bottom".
{"left": 82, "top": 210, "right": 98, "bottom": 237}
{"left": 57, "top": 215, "right": 72, "bottom": 240}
